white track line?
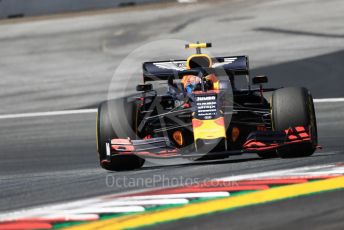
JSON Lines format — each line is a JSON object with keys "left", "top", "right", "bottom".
{"left": 313, "top": 98, "right": 344, "bottom": 103}
{"left": 95, "top": 199, "right": 189, "bottom": 207}
{"left": 0, "top": 108, "right": 97, "bottom": 120}
{"left": 0, "top": 198, "right": 102, "bottom": 221}
{"left": 34, "top": 198, "right": 102, "bottom": 211}
{"left": 61, "top": 206, "right": 145, "bottom": 214}
{"left": 0, "top": 98, "right": 343, "bottom": 120}
{"left": 123, "top": 192, "right": 230, "bottom": 200}
{"left": 19, "top": 214, "right": 99, "bottom": 221}
{"left": 41, "top": 206, "right": 145, "bottom": 215}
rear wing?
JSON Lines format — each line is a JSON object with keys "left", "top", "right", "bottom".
{"left": 143, "top": 56, "right": 249, "bottom": 82}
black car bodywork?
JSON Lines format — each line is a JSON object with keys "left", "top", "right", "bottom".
{"left": 97, "top": 43, "right": 318, "bottom": 171}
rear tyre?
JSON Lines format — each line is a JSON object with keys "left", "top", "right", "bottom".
{"left": 271, "top": 87, "right": 317, "bottom": 158}
{"left": 97, "top": 98, "right": 145, "bottom": 171}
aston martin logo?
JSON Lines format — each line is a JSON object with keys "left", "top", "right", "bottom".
{"left": 212, "top": 57, "right": 237, "bottom": 68}
{"left": 153, "top": 61, "right": 186, "bottom": 71}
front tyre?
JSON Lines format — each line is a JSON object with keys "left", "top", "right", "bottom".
{"left": 97, "top": 99, "right": 145, "bottom": 171}
{"left": 271, "top": 87, "right": 318, "bottom": 158}
{"left": 257, "top": 151, "right": 278, "bottom": 159}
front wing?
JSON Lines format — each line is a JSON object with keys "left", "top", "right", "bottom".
{"left": 101, "top": 126, "right": 315, "bottom": 164}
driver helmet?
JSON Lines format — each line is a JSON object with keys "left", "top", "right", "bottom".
{"left": 182, "top": 75, "right": 201, "bottom": 93}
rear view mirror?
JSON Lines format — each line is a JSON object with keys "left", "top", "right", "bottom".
{"left": 136, "top": 83, "right": 152, "bottom": 92}
{"left": 253, "top": 75, "right": 268, "bottom": 84}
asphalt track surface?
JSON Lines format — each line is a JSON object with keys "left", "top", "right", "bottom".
{"left": 0, "top": 0, "right": 344, "bottom": 228}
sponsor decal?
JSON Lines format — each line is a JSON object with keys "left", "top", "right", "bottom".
{"left": 195, "top": 95, "right": 218, "bottom": 120}
{"left": 153, "top": 61, "right": 186, "bottom": 71}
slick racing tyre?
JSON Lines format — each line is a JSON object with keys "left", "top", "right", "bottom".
{"left": 97, "top": 98, "right": 145, "bottom": 171}
{"left": 271, "top": 87, "right": 318, "bottom": 158}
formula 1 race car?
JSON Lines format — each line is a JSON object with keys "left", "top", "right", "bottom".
{"left": 96, "top": 42, "right": 318, "bottom": 171}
